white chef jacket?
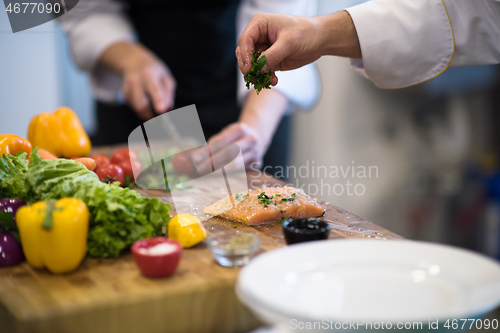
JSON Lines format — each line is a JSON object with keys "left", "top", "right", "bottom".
{"left": 345, "top": 0, "right": 500, "bottom": 89}
{"left": 58, "top": 0, "right": 320, "bottom": 110}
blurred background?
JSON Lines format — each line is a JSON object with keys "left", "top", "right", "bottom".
{"left": 1, "top": 1, "right": 500, "bottom": 261}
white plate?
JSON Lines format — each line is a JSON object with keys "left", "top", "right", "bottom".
{"left": 237, "top": 239, "right": 500, "bottom": 325}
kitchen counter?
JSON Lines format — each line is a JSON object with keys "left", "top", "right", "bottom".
{"left": 0, "top": 150, "right": 403, "bottom": 333}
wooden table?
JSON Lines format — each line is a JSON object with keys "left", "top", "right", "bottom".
{"left": 0, "top": 166, "right": 403, "bottom": 333}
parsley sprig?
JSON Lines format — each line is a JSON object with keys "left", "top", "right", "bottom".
{"left": 244, "top": 51, "right": 272, "bottom": 94}
{"left": 257, "top": 192, "right": 274, "bottom": 208}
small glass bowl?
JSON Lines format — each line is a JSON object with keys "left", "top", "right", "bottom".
{"left": 207, "top": 232, "right": 260, "bottom": 267}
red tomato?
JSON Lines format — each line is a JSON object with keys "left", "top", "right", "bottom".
{"left": 111, "top": 148, "right": 139, "bottom": 165}
{"left": 96, "top": 164, "right": 124, "bottom": 185}
{"left": 118, "top": 159, "right": 142, "bottom": 182}
{"left": 91, "top": 154, "right": 110, "bottom": 172}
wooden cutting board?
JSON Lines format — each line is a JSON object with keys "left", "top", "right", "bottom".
{"left": 0, "top": 170, "right": 403, "bottom": 333}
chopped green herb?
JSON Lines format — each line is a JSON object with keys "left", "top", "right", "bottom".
{"left": 292, "top": 193, "right": 296, "bottom": 196}
{"left": 276, "top": 194, "right": 281, "bottom": 196}
{"left": 234, "top": 225, "right": 238, "bottom": 228}
{"left": 280, "top": 196, "right": 296, "bottom": 203}
{"left": 280, "top": 210, "right": 285, "bottom": 214}
{"left": 235, "top": 193, "right": 249, "bottom": 202}
{"left": 279, "top": 217, "right": 291, "bottom": 224}
{"left": 244, "top": 51, "right": 272, "bottom": 94}
{"left": 257, "top": 192, "right": 274, "bottom": 205}
{"left": 264, "top": 204, "right": 268, "bottom": 208}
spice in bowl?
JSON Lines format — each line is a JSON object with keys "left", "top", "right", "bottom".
{"left": 131, "top": 237, "right": 182, "bottom": 278}
{"left": 208, "top": 232, "right": 260, "bottom": 267}
{"left": 138, "top": 242, "right": 178, "bottom": 255}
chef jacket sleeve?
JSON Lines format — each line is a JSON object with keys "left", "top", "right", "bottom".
{"left": 58, "top": 0, "right": 135, "bottom": 102}
{"left": 237, "top": 0, "right": 321, "bottom": 110}
{"left": 345, "top": 0, "right": 500, "bottom": 89}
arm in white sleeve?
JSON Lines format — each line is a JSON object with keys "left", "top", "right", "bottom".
{"left": 58, "top": 0, "right": 135, "bottom": 72}
{"left": 237, "top": 0, "right": 321, "bottom": 110}
{"left": 444, "top": 0, "right": 500, "bottom": 67}
{"left": 345, "top": 0, "right": 500, "bottom": 89}
{"left": 58, "top": 0, "right": 135, "bottom": 101}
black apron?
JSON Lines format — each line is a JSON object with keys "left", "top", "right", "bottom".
{"left": 93, "top": 0, "right": 289, "bottom": 176}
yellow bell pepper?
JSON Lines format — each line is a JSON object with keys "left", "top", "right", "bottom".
{"left": 28, "top": 107, "right": 91, "bottom": 158}
{"left": 0, "top": 134, "right": 32, "bottom": 157}
{"left": 168, "top": 214, "right": 206, "bottom": 248}
{"left": 16, "top": 198, "right": 89, "bottom": 274}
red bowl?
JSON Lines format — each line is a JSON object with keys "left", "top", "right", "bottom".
{"left": 131, "top": 237, "right": 182, "bottom": 278}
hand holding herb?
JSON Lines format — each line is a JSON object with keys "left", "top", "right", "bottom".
{"left": 243, "top": 51, "right": 272, "bottom": 94}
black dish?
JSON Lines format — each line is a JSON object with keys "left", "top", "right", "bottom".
{"left": 282, "top": 218, "right": 331, "bottom": 245}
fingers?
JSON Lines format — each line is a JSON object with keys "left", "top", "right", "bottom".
{"left": 236, "top": 131, "right": 260, "bottom": 167}
{"left": 123, "top": 66, "right": 176, "bottom": 119}
{"left": 172, "top": 147, "right": 212, "bottom": 176}
{"left": 235, "top": 46, "right": 247, "bottom": 73}
{"left": 237, "top": 13, "right": 296, "bottom": 75}
{"left": 237, "top": 14, "right": 269, "bottom": 73}
{"left": 143, "top": 71, "right": 167, "bottom": 114}
{"left": 220, "top": 124, "right": 261, "bottom": 168}
{"left": 171, "top": 151, "right": 198, "bottom": 176}
{"left": 233, "top": 130, "right": 258, "bottom": 154}
{"left": 172, "top": 123, "right": 265, "bottom": 174}
{"left": 237, "top": 37, "right": 256, "bottom": 73}
{"left": 271, "top": 72, "right": 278, "bottom": 86}
{"left": 190, "top": 145, "right": 211, "bottom": 165}
{"left": 208, "top": 123, "right": 247, "bottom": 148}
{"left": 207, "top": 123, "right": 263, "bottom": 170}
{"left": 261, "top": 38, "right": 293, "bottom": 72}
{"left": 162, "top": 74, "right": 176, "bottom": 111}
{"left": 144, "top": 66, "right": 177, "bottom": 114}
{"left": 209, "top": 133, "right": 259, "bottom": 171}
{"left": 236, "top": 45, "right": 277, "bottom": 86}
{"left": 123, "top": 75, "right": 153, "bottom": 120}
{"left": 190, "top": 148, "right": 213, "bottom": 175}
{"left": 172, "top": 123, "right": 250, "bottom": 176}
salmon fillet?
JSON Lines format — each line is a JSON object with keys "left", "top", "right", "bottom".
{"left": 203, "top": 187, "right": 325, "bottom": 225}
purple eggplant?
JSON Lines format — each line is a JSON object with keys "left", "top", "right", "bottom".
{"left": 0, "top": 198, "right": 26, "bottom": 224}
{"left": 0, "top": 198, "right": 26, "bottom": 266}
{"left": 0, "top": 232, "right": 24, "bottom": 267}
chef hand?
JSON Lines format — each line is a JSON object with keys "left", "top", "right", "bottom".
{"left": 236, "top": 11, "right": 361, "bottom": 78}
{"left": 172, "top": 89, "right": 288, "bottom": 176}
{"left": 209, "top": 122, "right": 267, "bottom": 170}
{"left": 171, "top": 122, "right": 266, "bottom": 177}
{"left": 99, "top": 42, "right": 176, "bottom": 120}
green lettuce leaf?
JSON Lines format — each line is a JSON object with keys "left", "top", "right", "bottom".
{"left": 1, "top": 147, "right": 171, "bottom": 258}
{"left": 0, "top": 152, "right": 30, "bottom": 199}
